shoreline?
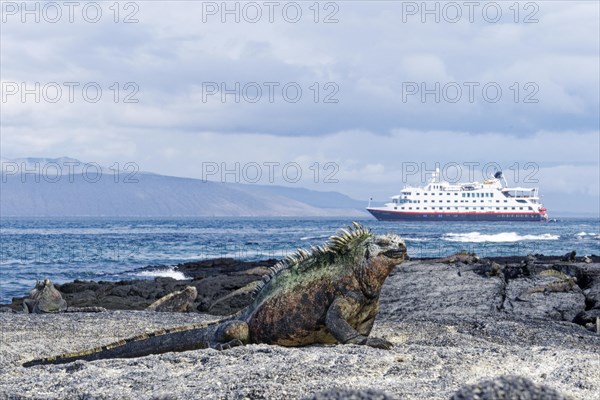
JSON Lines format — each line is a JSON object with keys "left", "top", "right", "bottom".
{"left": 3, "top": 253, "right": 599, "bottom": 315}
{"left": 1, "top": 254, "right": 599, "bottom": 399}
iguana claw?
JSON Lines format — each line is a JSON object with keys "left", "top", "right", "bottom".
{"left": 215, "top": 339, "right": 244, "bottom": 350}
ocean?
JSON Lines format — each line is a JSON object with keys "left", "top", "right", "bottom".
{"left": 1, "top": 217, "right": 598, "bottom": 303}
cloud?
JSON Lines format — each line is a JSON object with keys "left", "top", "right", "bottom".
{"left": 1, "top": 1, "right": 598, "bottom": 212}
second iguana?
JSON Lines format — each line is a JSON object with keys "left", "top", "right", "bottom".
{"left": 24, "top": 222, "right": 406, "bottom": 367}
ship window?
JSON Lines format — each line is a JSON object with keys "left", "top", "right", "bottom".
{"left": 529, "top": 207, "right": 533, "bottom": 210}
{"left": 504, "top": 207, "right": 507, "bottom": 210}
{"left": 447, "top": 207, "right": 450, "bottom": 210}
{"left": 465, "top": 207, "right": 469, "bottom": 210}
{"left": 454, "top": 200, "right": 457, "bottom": 203}
{"left": 481, "top": 200, "right": 484, "bottom": 203}
{"left": 454, "top": 193, "right": 458, "bottom": 195}
{"left": 519, "top": 207, "right": 523, "bottom": 210}
{"left": 504, "top": 200, "right": 507, "bottom": 203}
{"left": 511, "top": 207, "right": 515, "bottom": 210}
{"left": 416, "top": 193, "right": 420, "bottom": 195}
{"left": 496, "top": 200, "right": 499, "bottom": 203}
{"left": 496, "top": 207, "right": 500, "bottom": 210}
{"left": 491, "top": 193, "right": 494, "bottom": 197}
{"left": 416, "top": 207, "right": 419, "bottom": 210}
{"left": 481, "top": 207, "right": 484, "bottom": 210}
{"left": 424, "top": 207, "right": 427, "bottom": 210}
{"left": 424, "top": 200, "right": 427, "bottom": 203}
{"left": 401, "top": 207, "right": 405, "bottom": 210}
{"left": 409, "top": 207, "right": 412, "bottom": 210}
{"left": 447, "top": 193, "right": 450, "bottom": 195}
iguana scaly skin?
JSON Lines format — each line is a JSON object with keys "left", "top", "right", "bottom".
{"left": 23, "top": 223, "right": 406, "bottom": 367}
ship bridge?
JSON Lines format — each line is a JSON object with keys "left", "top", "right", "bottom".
{"left": 501, "top": 187, "right": 540, "bottom": 199}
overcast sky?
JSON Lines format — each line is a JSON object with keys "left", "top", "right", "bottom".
{"left": 1, "top": 1, "right": 599, "bottom": 213}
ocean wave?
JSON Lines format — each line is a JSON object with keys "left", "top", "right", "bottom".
{"left": 403, "top": 237, "right": 431, "bottom": 242}
{"left": 442, "top": 232, "right": 560, "bottom": 243}
{"left": 134, "top": 267, "right": 187, "bottom": 280}
{"left": 576, "top": 232, "right": 600, "bottom": 240}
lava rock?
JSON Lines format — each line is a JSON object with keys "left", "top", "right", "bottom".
{"left": 450, "top": 375, "right": 568, "bottom": 400}
{"left": 147, "top": 286, "right": 197, "bottom": 312}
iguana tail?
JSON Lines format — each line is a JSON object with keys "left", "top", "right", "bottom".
{"left": 23, "top": 316, "right": 249, "bottom": 367}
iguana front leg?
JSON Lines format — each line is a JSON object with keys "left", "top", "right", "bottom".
{"left": 212, "top": 320, "right": 250, "bottom": 349}
{"left": 325, "top": 292, "right": 393, "bottom": 350}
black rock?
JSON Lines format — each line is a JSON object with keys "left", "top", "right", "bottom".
{"left": 451, "top": 376, "right": 568, "bottom": 400}
{"left": 561, "top": 250, "right": 576, "bottom": 262}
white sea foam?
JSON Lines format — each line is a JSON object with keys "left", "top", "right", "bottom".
{"left": 403, "top": 237, "right": 431, "bottom": 242}
{"left": 135, "top": 267, "right": 187, "bottom": 280}
{"left": 442, "top": 232, "right": 560, "bottom": 243}
{"left": 576, "top": 232, "right": 600, "bottom": 239}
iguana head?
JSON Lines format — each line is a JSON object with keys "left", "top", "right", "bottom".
{"left": 368, "top": 233, "right": 407, "bottom": 262}
{"left": 358, "top": 232, "right": 407, "bottom": 297}
{"left": 27, "top": 278, "right": 67, "bottom": 313}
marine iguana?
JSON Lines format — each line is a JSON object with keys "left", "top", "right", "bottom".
{"left": 24, "top": 222, "right": 407, "bottom": 367}
{"left": 23, "top": 279, "right": 105, "bottom": 314}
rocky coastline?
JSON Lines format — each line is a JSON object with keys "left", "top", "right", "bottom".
{"left": 1, "top": 252, "right": 599, "bottom": 399}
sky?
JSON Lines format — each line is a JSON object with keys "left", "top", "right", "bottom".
{"left": 1, "top": 1, "right": 599, "bottom": 214}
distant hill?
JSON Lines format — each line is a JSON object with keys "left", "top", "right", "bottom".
{"left": 0, "top": 158, "right": 367, "bottom": 217}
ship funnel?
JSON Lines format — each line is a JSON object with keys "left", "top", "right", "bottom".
{"left": 494, "top": 171, "right": 503, "bottom": 179}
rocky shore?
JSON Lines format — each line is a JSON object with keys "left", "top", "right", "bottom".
{"left": 1, "top": 253, "right": 599, "bottom": 399}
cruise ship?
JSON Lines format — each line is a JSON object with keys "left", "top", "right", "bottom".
{"left": 367, "top": 170, "right": 548, "bottom": 222}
